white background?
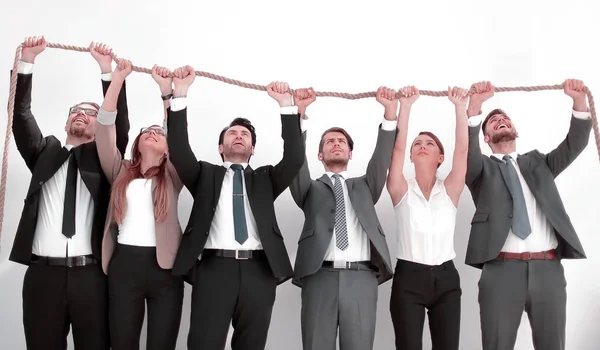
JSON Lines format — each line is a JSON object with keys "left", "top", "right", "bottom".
{"left": 0, "top": 0, "right": 599, "bottom": 349}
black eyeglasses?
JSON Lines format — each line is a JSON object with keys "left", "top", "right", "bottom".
{"left": 140, "top": 126, "right": 166, "bottom": 136}
{"left": 69, "top": 106, "right": 98, "bottom": 116}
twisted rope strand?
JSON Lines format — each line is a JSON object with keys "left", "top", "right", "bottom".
{"left": 0, "top": 41, "right": 598, "bottom": 247}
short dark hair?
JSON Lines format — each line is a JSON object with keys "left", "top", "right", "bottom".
{"left": 218, "top": 117, "right": 257, "bottom": 161}
{"left": 482, "top": 108, "right": 507, "bottom": 135}
{"left": 318, "top": 127, "right": 354, "bottom": 153}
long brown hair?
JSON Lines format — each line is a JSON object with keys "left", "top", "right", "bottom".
{"left": 111, "top": 132, "right": 170, "bottom": 224}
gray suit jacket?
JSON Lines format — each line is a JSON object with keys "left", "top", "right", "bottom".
{"left": 465, "top": 115, "right": 591, "bottom": 268}
{"left": 290, "top": 126, "right": 396, "bottom": 286}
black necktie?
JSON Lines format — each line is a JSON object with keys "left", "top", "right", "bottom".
{"left": 230, "top": 164, "right": 248, "bottom": 244}
{"left": 62, "top": 149, "right": 77, "bottom": 238}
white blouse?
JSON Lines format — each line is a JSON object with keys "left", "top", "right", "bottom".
{"left": 393, "top": 178, "right": 457, "bottom": 266}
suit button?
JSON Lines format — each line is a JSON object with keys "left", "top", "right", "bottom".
{"left": 331, "top": 209, "right": 335, "bottom": 213}
{"left": 328, "top": 227, "right": 333, "bottom": 232}
{"left": 508, "top": 213, "right": 513, "bottom": 218}
{"left": 205, "top": 231, "right": 209, "bottom": 235}
{"left": 212, "top": 207, "right": 216, "bottom": 212}
{"left": 38, "top": 181, "right": 43, "bottom": 186}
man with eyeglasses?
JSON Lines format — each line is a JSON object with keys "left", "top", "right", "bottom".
{"left": 9, "top": 36, "right": 130, "bottom": 350}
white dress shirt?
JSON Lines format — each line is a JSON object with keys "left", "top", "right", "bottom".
{"left": 468, "top": 109, "right": 591, "bottom": 253}
{"left": 323, "top": 171, "right": 371, "bottom": 262}
{"left": 394, "top": 178, "right": 457, "bottom": 265}
{"left": 204, "top": 162, "right": 263, "bottom": 250}
{"left": 18, "top": 60, "right": 112, "bottom": 258}
{"left": 117, "top": 179, "right": 157, "bottom": 247}
{"left": 301, "top": 116, "right": 397, "bottom": 262}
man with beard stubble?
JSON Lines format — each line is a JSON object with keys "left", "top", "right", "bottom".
{"left": 9, "top": 36, "right": 130, "bottom": 350}
{"left": 289, "top": 86, "right": 397, "bottom": 350}
{"left": 464, "top": 79, "right": 591, "bottom": 350}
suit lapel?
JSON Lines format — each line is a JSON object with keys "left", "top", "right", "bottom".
{"left": 317, "top": 174, "right": 333, "bottom": 190}
{"left": 213, "top": 166, "right": 227, "bottom": 205}
{"left": 492, "top": 155, "right": 516, "bottom": 199}
{"left": 345, "top": 178, "right": 355, "bottom": 203}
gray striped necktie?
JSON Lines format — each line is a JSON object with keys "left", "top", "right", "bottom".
{"left": 332, "top": 174, "right": 348, "bottom": 250}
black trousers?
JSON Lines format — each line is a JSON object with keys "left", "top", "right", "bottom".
{"left": 390, "top": 259, "right": 462, "bottom": 350}
{"left": 22, "top": 259, "right": 109, "bottom": 350}
{"left": 108, "top": 244, "right": 184, "bottom": 350}
{"left": 187, "top": 249, "right": 278, "bottom": 350}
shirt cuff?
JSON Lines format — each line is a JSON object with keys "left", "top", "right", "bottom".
{"left": 300, "top": 117, "right": 308, "bottom": 132}
{"left": 468, "top": 114, "right": 483, "bottom": 127}
{"left": 170, "top": 98, "right": 187, "bottom": 112}
{"left": 381, "top": 118, "right": 396, "bottom": 131}
{"left": 101, "top": 72, "right": 112, "bottom": 81}
{"left": 97, "top": 108, "right": 117, "bottom": 125}
{"left": 280, "top": 106, "right": 298, "bottom": 115}
{"left": 18, "top": 61, "right": 34, "bottom": 74}
{"left": 572, "top": 109, "right": 591, "bottom": 120}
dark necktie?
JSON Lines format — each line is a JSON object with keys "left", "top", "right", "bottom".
{"left": 230, "top": 164, "right": 248, "bottom": 244}
{"left": 332, "top": 174, "right": 348, "bottom": 250}
{"left": 502, "top": 155, "right": 531, "bottom": 239}
{"left": 62, "top": 149, "right": 77, "bottom": 238}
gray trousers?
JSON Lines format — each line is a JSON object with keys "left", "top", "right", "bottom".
{"left": 478, "top": 259, "right": 567, "bottom": 350}
{"left": 301, "top": 268, "right": 378, "bottom": 350}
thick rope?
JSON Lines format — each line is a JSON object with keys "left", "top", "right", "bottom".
{"left": 1, "top": 41, "right": 598, "bottom": 248}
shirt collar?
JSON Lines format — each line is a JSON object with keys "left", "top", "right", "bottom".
{"left": 491, "top": 151, "right": 518, "bottom": 162}
{"left": 325, "top": 171, "right": 348, "bottom": 180}
{"left": 223, "top": 161, "right": 249, "bottom": 170}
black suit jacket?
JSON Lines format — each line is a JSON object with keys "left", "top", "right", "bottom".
{"left": 9, "top": 72, "right": 129, "bottom": 265}
{"left": 166, "top": 107, "right": 304, "bottom": 285}
{"left": 464, "top": 115, "right": 591, "bottom": 268}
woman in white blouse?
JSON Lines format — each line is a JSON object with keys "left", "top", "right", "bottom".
{"left": 386, "top": 85, "right": 469, "bottom": 350}
{"left": 96, "top": 60, "right": 186, "bottom": 350}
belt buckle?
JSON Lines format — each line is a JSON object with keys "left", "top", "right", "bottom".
{"left": 66, "top": 257, "right": 73, "bottom": 268}
{"left": 235, "top": 250, "right": 249, "bottom": 260}
{"left": 521, "top": 252, "right": 532, "bottom": 260}
{"left": 334, "top": 261, "right": 347, "bottom": 269}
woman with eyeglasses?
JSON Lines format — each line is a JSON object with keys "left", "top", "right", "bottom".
{"left": 95, "top": 59, "right": 187, "bottom": 350}
{"left": 386, "top": 86, "right": 469, "bottom": 350}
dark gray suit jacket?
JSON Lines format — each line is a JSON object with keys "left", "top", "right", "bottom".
{"left": 290, "top": 126, "right": 396, "bottom": 286}
{"left": 465, "top": 115, "right": 591, "bottom": 268}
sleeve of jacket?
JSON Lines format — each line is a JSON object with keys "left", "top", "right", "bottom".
{"left": 363, "top": 126, "right": 396, "bottom": 203}
{"left": 289, "top": 131, "right": 312, "bottom": 208}
{"left": 466, "top": 125, "right": 484, "bottom": 190}
{"left": 102, "top": 79, "right": 129, "bottom": 158}
{"left": 543, "top": 115, "right": 592, "bottom": 177}
{"left": 270, "top": 113, "right": 305, "bottom": 199}
{"left": 11, "top": 72, "right": 46, "bottom": 171}
{"left": 166, "top": 107, "right": 201, "bottom": 193}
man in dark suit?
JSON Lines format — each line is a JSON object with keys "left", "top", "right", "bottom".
{"left": 289, "top": 87, "right": 396, "bottom": 350}
{"left": 464, "top": 79, "right": 591, "bottom": 350}
{"left": 166, "top": 69, "right": 304, "bottom": 350}
{"left": 9, "top": 37, "right": 129, "bottom": 350}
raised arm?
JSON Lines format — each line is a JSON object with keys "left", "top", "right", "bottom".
{"left": 288, "top": 88, "right": 317, "bottom": 207}
{"left": 96, "top": 59, "right": 132, "bottom": 183}
{"left": 266, "top": 82, "right": 305, "bottom": 199}
{"left": 152, "top": 64, "right": 184, "bottom": 193}
{"left": 166, "top": 65, "right": 201, "bottom": 193}
{"left": 543, "top": 79, "right": 592, "bottom": 177}
{"left": 12, "top": 36, "right": 48, "bottom": 171}
{"left": 90, "top": 42, "right": 130, "bottom": 158}
{"left": 444, "top": 87, "right": 469, "bottom": 207}
{"left": 385, "top": 86, "right": 416, "bottom": 206}
{"left": 464, "top": 81, "right": 494, "bottom": 188}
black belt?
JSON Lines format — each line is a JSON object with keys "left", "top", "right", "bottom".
{"left": 30, "top": 254, "right": 98, "bottom": 267}
{"left": 322, "top": 261, "right": 375, "bottom": 271}
{"left": 203, "top": 249, "right": 265, "bottom": 260}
